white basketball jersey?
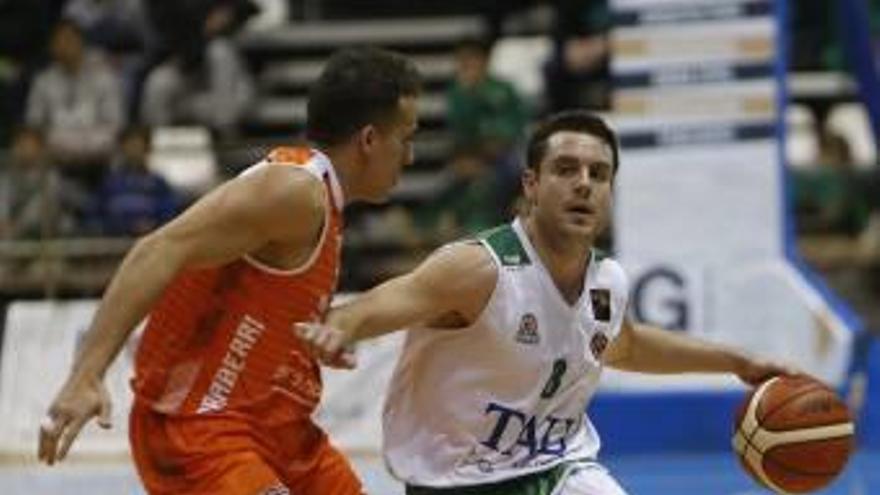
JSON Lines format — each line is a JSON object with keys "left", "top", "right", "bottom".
{"left": 382, "top": 219, "right": 630, "bottom": 488}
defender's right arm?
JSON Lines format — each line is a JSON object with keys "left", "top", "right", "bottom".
{"left": 297, "top": 242, "right": 497, "bottom": 365}
{"left": 39, "top": 164, "right": 325, "bottom": 465}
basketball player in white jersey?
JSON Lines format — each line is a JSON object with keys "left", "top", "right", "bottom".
{"left": 299, "top": 110, "right": 796, "bottom": 494}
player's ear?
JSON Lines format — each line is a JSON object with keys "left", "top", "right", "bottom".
{"left": 357, "top": 124, "right": 378, "bottom": 156}
{"left": 522, "top": 167, "right": 538, "bottom": 203}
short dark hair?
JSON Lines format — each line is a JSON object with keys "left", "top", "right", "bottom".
{"left": 306, "top": 47, "right": 421, "bottom": 146}
{"left": 456, "top": 37, "right": 492, "bottom": 58}
{"left": 120, "top": 125, "right": 149, "bottom": 143}
{"left": 54, "top": 17, "right": 85, "bottom": 37}
{"left": 526, "top": 110, "right": 620, "bottom": 174}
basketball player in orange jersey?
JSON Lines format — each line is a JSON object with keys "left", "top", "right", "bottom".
{"left": 37, "top": 47, "right": 420, "bottom": 495}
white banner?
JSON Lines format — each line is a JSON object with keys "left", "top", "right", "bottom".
{"left": 601, "top": 260, "right": 853, "bottom": 391}
{"left": 0, "top": 301, "right": 137, "bottom": 458}
{"left": 613, "top": 142, "right": 783, "bottom": 261}
{"left": 315, "top": 333, "right": 403, "bottom": 454}
{"left": 0, "top": 300, "right": 395, "bottom": 458}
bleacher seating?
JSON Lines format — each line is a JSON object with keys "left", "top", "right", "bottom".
{"left": 0, "top": 9, "right": 875, "bottom": 298}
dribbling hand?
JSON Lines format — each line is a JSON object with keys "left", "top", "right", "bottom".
{"left": 38, "top": 375, "right": 112, "bottom": 465}
{"left": 735, "top": 356, "right": 802, "bottom": 387}
{"left": 294, "top": 322, "right": 357, "bottom": 369}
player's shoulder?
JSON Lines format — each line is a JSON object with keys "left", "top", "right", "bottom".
{"left": 265, "top": 146, "right": 314, "bottom": 166}
{"left": 414, "top": 241, "right": 498, "bottom": 318}
{"left": 592, "top": 249, "right": 628, "bottom": 294}
{"left": 422, "top": 239, "right": 498, "bottom": 288}
{"left": 433, "top": 240, "right": 496, "bottom": 272}
{"left": 233, "top": 147, "right": 326, "bottom": 217}
{"left": 473, "top": 224, "right": 531, "bottom": 267}
{"left": 258, "top": 146, "right": 330, "bottom": 194}
{"left": 243, "top": 147, "right": 322, "bottom": 187}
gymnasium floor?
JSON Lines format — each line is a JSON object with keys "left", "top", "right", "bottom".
{"left": 2, "top": 451, "right": 878, "bottom": 494}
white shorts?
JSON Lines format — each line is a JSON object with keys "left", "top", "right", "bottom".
{"left": 553, "top": 462, "right": 629, "bottom": 495}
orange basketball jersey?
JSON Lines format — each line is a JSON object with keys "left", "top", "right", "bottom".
{"left": 132, "top": 147, "right": 344, "bottom": 424}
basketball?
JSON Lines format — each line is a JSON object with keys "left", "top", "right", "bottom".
{"left": 732, "top": 375, "right": 855, "bottom": 493}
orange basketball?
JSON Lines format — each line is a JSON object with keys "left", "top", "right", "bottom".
{"left": 732, "top": 375, "right": 855, "bottom": 493}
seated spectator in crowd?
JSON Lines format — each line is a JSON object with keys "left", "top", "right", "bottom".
{"left": 544, "top": 0, "right": 610, "bottom": 111}
{"left": 25, "top": 19, "right": 124, "bottom": 187}
{"left": 0, "top": 127, "right": 86, "bottom": 239}
{"left": 446, "top": 38, "right": 527, "bottom": 220}
{"left": 136, "top": 0, "right": 258, "bottom": 109}
{"left": 64, "top": 0, "right": 155, "bottom": 119}
{"left": 92, "top": 126, "right": 179, "bottom": 236}
{"left": 64, "top": 0, "right": 152, "bottom": 54}
{"left": 0, "top": 0, "right": 59, "bottom": 146}
{"left": 411, "top": 151, "right": 505, "bottom": 241}
{"left": 145, "top": 0, "right": 259, "bottom": 57}
{"left": 477, "top": 0, "right": 541, "bottom": 45}
{"left": 792, "top": 130, "right": 872, "bottom": 236}
{"left": 140, "top": 37, "right": 255, "bottom": 137}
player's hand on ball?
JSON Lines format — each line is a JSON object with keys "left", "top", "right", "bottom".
{"left": 735, "top": 356, "right": 801, "bottom": 387}
{"left": 38, "top": 374, "right": 112, "bottom": 465}
{"left": 295, "top": 322, "right": 357, "bottom": 369}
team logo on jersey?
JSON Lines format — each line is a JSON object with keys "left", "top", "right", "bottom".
{"left": 590, "top": 289, "right": 611, "bottom": 322}
{"left": 515, "top": 313, "right": 540, "bottom": 345}
{"left": 260, "top": 483, "right": 290, "bottom": 495}
{"left": 590, "top": 332, "right": 609, "bottom": 360}
{"left": 502, "top": 254, "right": 522, "bottom": 265}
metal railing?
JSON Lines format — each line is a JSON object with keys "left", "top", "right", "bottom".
{"left": 0, "top": 237, "right": 133, "bottom": 298}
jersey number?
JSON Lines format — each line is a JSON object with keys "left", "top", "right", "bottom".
{"left": 540, "top": 359, "right": 568, "bottom": 399}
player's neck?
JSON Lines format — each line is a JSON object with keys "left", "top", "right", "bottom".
{"left": 522, "top": 216, "right": 591, "bottom": 302}
{"left": 318, "top": 144, "right": 356, "bottom": 206}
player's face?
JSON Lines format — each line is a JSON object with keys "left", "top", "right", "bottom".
{"left": 360, "top": 96, "right": 418, "bottom": 202}
{"left": 523, "top": 131, "right": 614, "bottom": 243}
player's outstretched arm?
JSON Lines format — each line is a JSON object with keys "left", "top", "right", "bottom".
{"left": 603, "top": 318, "right": 799, "bottom": 386}
{"left": 38, "top": 165, "right": 324, "bottom": 465}
{"left": 296, "top": 242, "right": 496, "bottom": 367}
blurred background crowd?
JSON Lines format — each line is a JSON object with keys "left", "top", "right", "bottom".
{"left": 0, "top": 0, "right": 877, "bottom": 325}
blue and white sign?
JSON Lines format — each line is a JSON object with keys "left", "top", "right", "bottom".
{"left": 607, "top": 0, "right": 859, "bottom": 390}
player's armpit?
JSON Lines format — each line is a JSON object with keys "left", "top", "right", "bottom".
{"left": 602, "top": 317, "right": 635, "bottom": 368}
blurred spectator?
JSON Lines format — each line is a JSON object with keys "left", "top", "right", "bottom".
{"left": 792, "top": 130, "right": 872, "bottom": 236}
{"left": 790, "top": 0, "right": 880, "bottom": 72}
{"left": 25, "top": 19, "right": 124, "bottom": 187}
{"left": 132, "top": 0, "right": 259, "bottom": 127}
{"left": 790, "top": 2, "right": 837, "bottom": 71}
{"left": 140, "top": 37, "right": 255, "bottom": 136}
{"left": 64, "top": 0, "right": 152, "bottom": 54}
{"left": 0, "top": 128, "right": 85, "bottom": 239}
{"left": 91, "top": 126, "right": 179, "bottom": 236}
{"left": 145, "top": 0, "right": 259, "bottom": 56}
{"left": 64, "top": 0, "right": 154, "bottom": 119}
{"left": 412, "top": 153, "right": 504, "bottom": 240}
{"left": 446, "top": 38, "right": 527, "bottom": 220}
{"left": 448, "top": 39, "right": 528, "bottom": 156}
{"left": 0, "top": 0, "right": 61, "bottom": 145}
{"left": 477, "top": 0, "right": 540, "bottom": 45}
{"left": 544, "top": 0, "right": 610, "bottom": 111}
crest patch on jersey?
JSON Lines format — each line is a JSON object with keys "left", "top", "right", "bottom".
{"left": 515, "top": 313, "right": 540, "bottom": 345}
{"left": 590, "top": 288, "right": 611, "bottom": 322}
{"left": 590, "top": 332, "right": 609, "bottom": 360}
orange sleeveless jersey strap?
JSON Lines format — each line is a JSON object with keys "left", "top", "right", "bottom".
{"left": 266, "top": 147, "right": 313, "bottom": 166}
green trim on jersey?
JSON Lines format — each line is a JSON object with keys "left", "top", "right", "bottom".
{"left": 591, "top": 247, "right": 609, "bottom": 263}
{"left": 477, "top": 224, "right": 531, "bottom": 266}
{"left": 405, "top": 462, "right": 568, "bottom": 495}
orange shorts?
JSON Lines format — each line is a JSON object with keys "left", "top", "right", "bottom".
{"left": 129, "top": 403, "right": 364, "bottom": 495}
